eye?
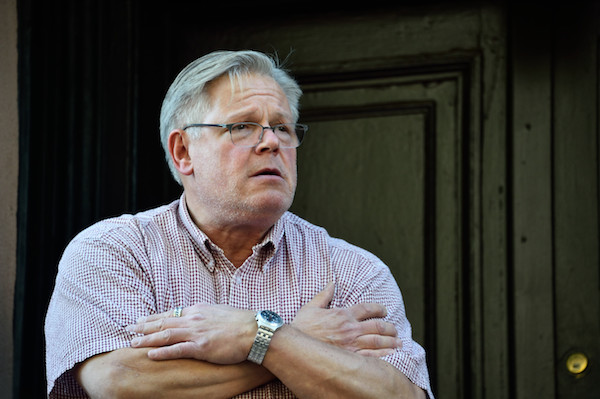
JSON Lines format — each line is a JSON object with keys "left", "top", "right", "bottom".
{"left": 232, "top": 123, "right": 249, "bottom": 131}
{"left": 275, "top": 124, "right": 292, "bottom": 135}
{"left": 230, "top": 123, "right": 258, "bottom": 135}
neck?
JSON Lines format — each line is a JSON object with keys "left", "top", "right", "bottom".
{"left": 202, "top": 223, "right": 271, "bottom": 268}
{"left": 184, "top": 197, "right": 279, "bottom": 268}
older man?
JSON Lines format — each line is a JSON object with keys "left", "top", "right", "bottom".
{"left": 45, "top": 50, "right": 433, "bottom": 398}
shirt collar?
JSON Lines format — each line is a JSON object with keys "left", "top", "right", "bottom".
{"left": 259, "top": 213, "right": 285, "bottom": 250}
{"left": 177, "top": 193, "right": 216, "bottom": 270}
{"left": 177, "top": 193, "right": 287, "bottom": 271}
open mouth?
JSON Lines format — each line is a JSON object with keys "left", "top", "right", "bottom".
{"left": 254, "top": 168, "right": 282, "bottom": 177}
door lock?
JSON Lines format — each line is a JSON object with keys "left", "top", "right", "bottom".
{"left": 566, "top": 352, "right": 588, "bottom": 375}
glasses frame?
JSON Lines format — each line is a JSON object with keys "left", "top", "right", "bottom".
{"left": 182, "top": 122, "right": 308, "bottom": 148}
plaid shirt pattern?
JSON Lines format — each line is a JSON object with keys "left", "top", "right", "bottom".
{"left": 45, "top": 195, "right": 433, "bottom": 398}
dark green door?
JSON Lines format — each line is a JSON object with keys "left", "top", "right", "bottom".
{"left": 511, "top": 4, "right": 600, "bottom": 398}
{"left": 179, "top": 4, "right": 510, "bottom": 398}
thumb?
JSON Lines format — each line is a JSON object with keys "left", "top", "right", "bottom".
{"left": 304, "top": 281, "right": 335, "bottom": 309}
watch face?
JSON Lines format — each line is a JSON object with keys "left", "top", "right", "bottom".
{"left": 260, "top": 310, "right": 283, "bottom": 324}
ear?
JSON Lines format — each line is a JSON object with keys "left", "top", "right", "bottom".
{"left": 168, "top": 129, "right": 194, "bottom": 176}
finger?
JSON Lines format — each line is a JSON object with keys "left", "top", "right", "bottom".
{"left": 128, "top": 308, "right": 195, "bottom": 334}
{"left": 352, "top": 334, "right": 403, "bottom": 352}
{"left": 127, "top": 316, "right": 179, "bottom": 335}
{"left": 304, "top": 281, "right": 335, "bottom": 309}
{"left": 137, "top": 307, "right": 185, "bottom": 323}
{"left": 347, "top": 302, "right": 388, "bottom": 321}
{"left": 136, "top": 311, "right": 168, "bottom": 324}
{"left": 354, "top": 319, "right": 398, "bottom": 337}
{"left": 131, "top": 327, "right": 189, "bottom": 348}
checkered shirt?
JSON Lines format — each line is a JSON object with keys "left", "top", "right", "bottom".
{"left": 45, "top": 195, "right": 433, "bottom": 398}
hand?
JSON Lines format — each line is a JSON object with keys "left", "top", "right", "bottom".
{"left": 126, "top": 304, "right": 256, "bottom": 364}
{"left": 292, "top": 282, "right": 401, "bottom": 357}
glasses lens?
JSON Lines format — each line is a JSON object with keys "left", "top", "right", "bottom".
{"left": 274, "top": 124, "right": 307, "bottom": 148}
{"left": 229, "top": 123, "right": 308, "bottom": 148}
{"left": 230, "top": 123, "right": 262, "bottom": 147}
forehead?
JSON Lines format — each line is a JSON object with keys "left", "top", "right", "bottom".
{"left": 206, "top": 73, "right": 292, "bottom": 118}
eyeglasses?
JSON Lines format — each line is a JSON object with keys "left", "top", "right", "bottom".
{"left": 183, "top": 122, "right": 308, "bottom": 148}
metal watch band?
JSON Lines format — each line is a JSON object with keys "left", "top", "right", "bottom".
{"left": 247, "top": 325, "right": 275, "bottom": 364}
{"left": 247, "top": 310, "right": 283, "bottom": 365}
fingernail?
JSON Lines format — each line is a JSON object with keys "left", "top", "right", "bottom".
{"left": 131, "top": 337, "right": 140, "bottom": 346}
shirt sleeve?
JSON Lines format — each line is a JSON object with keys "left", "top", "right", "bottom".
{"left": 329, "top": 241, "right": 435, "bottom": 399}
{"left": 45, "top": 221, "right": 157, "bottom": 398}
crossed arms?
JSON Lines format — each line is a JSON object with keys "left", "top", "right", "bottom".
{"left": 75, "top": 283, "right": 426, "bottom": 398}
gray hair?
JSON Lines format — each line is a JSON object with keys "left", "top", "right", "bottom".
{"left": 159, "top": 50, "right": 303, "bottom": 184}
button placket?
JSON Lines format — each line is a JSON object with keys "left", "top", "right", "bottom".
{"left": 229, "top": 268, "right": 249, "bottom": 308}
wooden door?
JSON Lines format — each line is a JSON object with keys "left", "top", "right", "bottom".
{"left": 511, "top": 3, "right": 600, "bottom": 398}
{"left": 168, "top": 3, "right": 509, "bottom": 398}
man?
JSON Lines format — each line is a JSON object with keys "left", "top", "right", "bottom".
{"left": 45, "top": 50, "right": 434, "bottom": 398}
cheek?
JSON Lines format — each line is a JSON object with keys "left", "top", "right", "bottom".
{"left": 290, "top": 162, "right": 297, "bottom": 186}
{"left": 190, "top": 144, "right": 227, "bottom": 173}
{"left": 286, "top": 152, "right": 298, "bottom": 182}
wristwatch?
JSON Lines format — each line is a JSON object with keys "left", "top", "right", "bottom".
{"left": 247, "top": 310, "right": 284, "bottom": 364}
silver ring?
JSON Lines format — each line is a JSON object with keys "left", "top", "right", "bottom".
{"left": 173, "top": 306, "right": 183, "bottom": 318}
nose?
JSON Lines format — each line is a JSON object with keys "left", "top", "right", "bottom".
{"left": 254, "top": 127, "right": 280, "bottom": 153}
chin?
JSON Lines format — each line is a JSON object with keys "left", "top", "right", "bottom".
{"left": 250, "top": 195, "right": 293, "bottom": 217}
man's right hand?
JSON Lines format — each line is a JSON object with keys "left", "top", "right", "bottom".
{"left": 291, "top": 281, "right": 402, "bottom": 357}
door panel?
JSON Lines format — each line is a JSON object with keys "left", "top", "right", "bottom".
{"left": 511, "top": 4, "right": 600, "bottom": 399}
{"left": 292, "top": 71, "right": 465, "bottom": 397}
{"left": 553, "top": 4, "right": 600, "bottom": 398}
{"left": 294, "top": 113, "right": 428, "bottom": 336}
